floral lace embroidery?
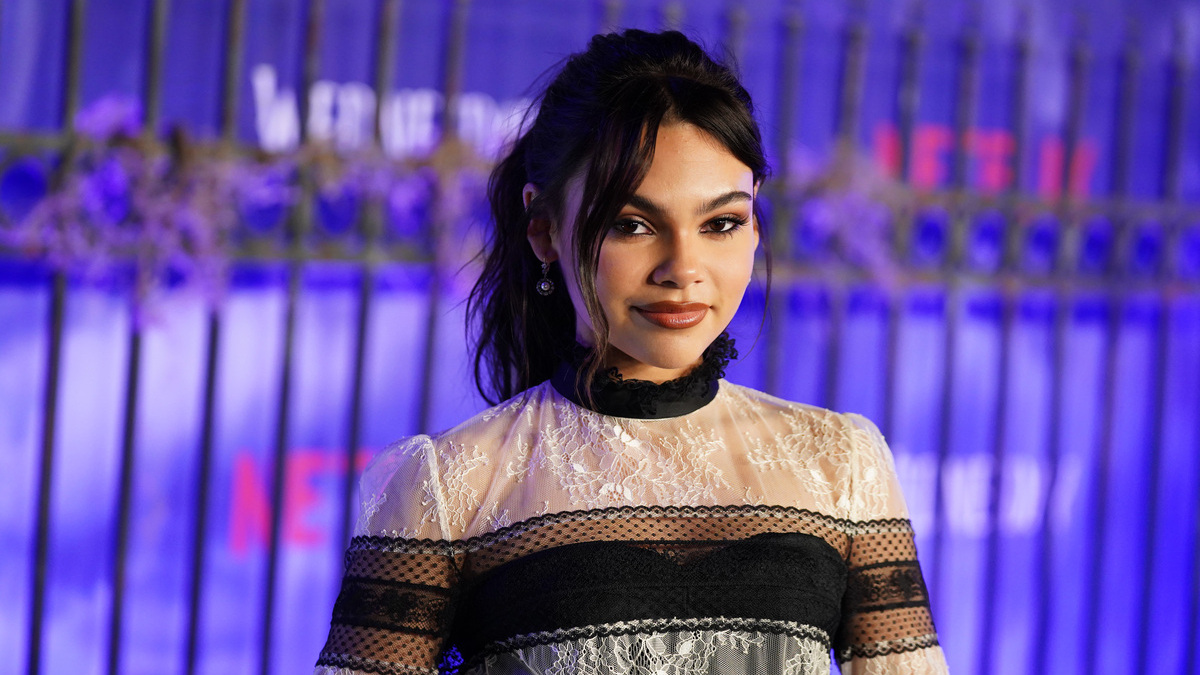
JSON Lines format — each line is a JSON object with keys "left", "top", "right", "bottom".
{"left": 423, "top": 440, "right": 487, "bottom": 531}
{"left": 781, "top": 639, "right": 830, "bottom": 675}
{"left": 495, "top": 625, "right": 828, "bottom": 675}
{"left": 487, "top": 503, "right": 512, "bottom": 530}
{"left": 504, "top": 437, "right": 533, "bottom": 482}
{"left": 742, "top": 486, "right": 764, "bottom": 506}
{"left": 745, "top": 407, "right": 850, "bottom": 516}
{"left": 356, "top": 492, "right": 387, "bottom": 536}
{"left": 534, "top": 405, "right": 727, "bottom": 509}
{"left": 843, "top": 414, "right": 897, "bottom": 520}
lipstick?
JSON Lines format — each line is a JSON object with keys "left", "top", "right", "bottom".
{"left": 633, "top": 302, "right": 708, "bottom": 329}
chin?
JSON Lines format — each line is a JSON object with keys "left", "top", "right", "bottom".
{"left": 610, "top": 330, "right": 717, "bottom": 378}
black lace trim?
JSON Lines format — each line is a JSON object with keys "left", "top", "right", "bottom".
{"left": 467, "top": 617, "right": 830, "bottom": 669}
{"left": 449, "top": 532, "right": 846, "bottom": 660}
{"left": 330, "top": 577, "right": 455, "bottom": 636}
{"left": 348, "top": 504, "right": 916, "bottom": 554}
{"left": 844, "top": 562, "right": 930, "bottom": 610}
{"left": 834, "top": 633, "right": 941, "bottom": 662}
{"left": 551, "top": 332, "right": 737, "bottom": 419}
{"left": 316, "top": 652, "right": 437, "bottom": 675}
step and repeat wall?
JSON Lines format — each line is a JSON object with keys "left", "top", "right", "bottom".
{"left": 1, "top": 1, "right": 1199, "bottom": 674}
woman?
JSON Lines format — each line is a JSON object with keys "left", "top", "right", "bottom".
{"left": 316, "top": 29, "right": 947, "bottom": 675}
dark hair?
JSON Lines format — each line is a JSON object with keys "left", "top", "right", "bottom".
{"left": 468, "top": 29, "right": 770, "bottom": 405}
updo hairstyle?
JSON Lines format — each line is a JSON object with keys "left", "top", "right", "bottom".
{"left": 469, "top": 29, "right": 769, "bottom": 404}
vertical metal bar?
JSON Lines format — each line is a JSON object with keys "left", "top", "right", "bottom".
{"left": 1008, "top": 10, "right": 1032, "bottom": 334}
{"left": 1032, "top": 287, "right": 1069, "bottom": 674}
{"left": 183, "top": 315, "right": 220, "bottom": 675}
{"left": 834, "top": 2, "right": 867, "bottom": 147}
{"left": 1190, "top": 325, "right": 1200, "bottom": 675}
{"left": 1190, "top": 398, "right": 1200, "bottom": 672}
{"left": 27, "top": 273, "right": 66, "bottom": 675}
{"left": 295, "top": 0, "right": 323, "bottom": 143}
{"left": 1024, "top": 7, "right": 1071, "bottom": 671}
{"left": 948, "top": 18, "right": 980, "bottom": 191}
{"left": 371, "top": 0, "right": 401, "bottom": 145}
{"left": 895, "top": 2, "right": 923, "bottom": 187}
{"left": 1084, "top": 16, "right": 1131, "bottom": 675}
{"left": 340, "top": 270, "right": 374, "bottom": 546}
{"left": 1085, "top": 259, "right": 1122, "bottom": 675}
{"left": 976, "top": 8, "right": 1032, "bottom": 670}
{"left": 220, "top": 0, "right": 247, "bottom": 144}
{"left": 823, "top": 6, "right": 868, "bottom": 410}
{"left": 28, "top": 1, "right": 86, "bottom": 672}
{"left": 61, "top": 0, "right": 86, "bottom": 128}
{"left": 976, "top": 287, "right": 1013, "bottom": 675}
{"left": 417, "top": 0, "right": 471, "bottom": 433}
{"left": 106, "top": 318, "right": 140, "bottom": 675}
{"left": 882, "top": 4, "right": 924, "bottom": 439}
{"left": 184, "top": 2, "right": 242, "bottom": 672}
{"left": 821, "top": 289, "right": 843, "bottom": 410}
{"left": 659, "top": 0, "right": 682, "bottom": 32}
{"left": 600, "top": 0, "right": 623, "bottom": 34}
{"left": 763, "top": 3, "right": 803, "bottom": 397}
{"left": 1158, "top": 22, "right": 1185, "bottom": 205}
{"left": 436, "top": 0, "right": 469, "bottom": 147}
{"left": 722, "top": 1, "right": 748, "bottom": 68}
{"left": 339, "top": 0, "right": 402, "bottom": 550}
{"left": 260, "top": 0, "right": 324, "bottom": 670}
{"left": 107, "top": 4, "right": 169, "bottom": 671}
{"left": 260, "top": 244, "right": 301, "bottom": 675}
{"left": 930, "top": 13, "right": 980, "bottom": 604}
{"left": 142, "top": 0, "right": 169, "bottom": 135}
{"left": 1135, "top": 18, "right": 1187, "bottom": 664}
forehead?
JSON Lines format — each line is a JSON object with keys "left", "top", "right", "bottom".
{"left": 635, "top": 122, "right": 755, "bottom": 199}
{"left": 559, "top": 123, "right": 754, "bottom": 228}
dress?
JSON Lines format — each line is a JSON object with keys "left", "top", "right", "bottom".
{"left": 316, "top": 339, "right": 948, "bottom": 675}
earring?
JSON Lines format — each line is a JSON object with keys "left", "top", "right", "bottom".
{"left": 536, "top": 260, "right": 555, "bottom": 296}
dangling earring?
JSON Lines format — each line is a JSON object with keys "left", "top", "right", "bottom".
{"left": 536, "top": 260, "right": 555, "bottom": 296}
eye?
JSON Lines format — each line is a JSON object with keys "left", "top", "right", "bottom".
{"left": 612, "top": 218, "right": 651, "bottom": 237}
{"left": 705, "top": 216, "right": 748, "bottom": 236}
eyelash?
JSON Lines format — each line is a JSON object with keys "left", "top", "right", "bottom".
{"left": 610, "top": 216, "right": 749, "bottom": 239}
{"left": 707, "top": 216, "right": 748, "bottom": 237}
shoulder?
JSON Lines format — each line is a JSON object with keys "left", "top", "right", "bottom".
{"left": 431, "top": 381, "right": 553, "bottom": 452}
{"left": 363, "top": 383, "right": 550, "bottom": 486}
{"left": 718, "top": 382, "right": 904, "bottom": 517}
{"left": 718, "top": 381, "right": 878, "bottom": 444}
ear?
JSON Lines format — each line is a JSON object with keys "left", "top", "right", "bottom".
{"left": 524, "top": 183, "right": 559, "bottom": 263}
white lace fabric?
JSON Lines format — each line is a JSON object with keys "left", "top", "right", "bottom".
{"left": 316, "top": 381, "right": 948, "bottom": 675}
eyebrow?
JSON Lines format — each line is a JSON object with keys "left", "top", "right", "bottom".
{"left": 625, "top": 190, "right": 754, "bottom": 218}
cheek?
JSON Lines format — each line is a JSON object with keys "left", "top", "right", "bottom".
{"left": 594, "top": 250, "right": 632, "bottom": 310}
{"left": 723, "top": 244, "right": 757, "bottom": 296}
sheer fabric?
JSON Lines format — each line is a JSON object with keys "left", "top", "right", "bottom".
{"left": 316, "top": 380, "right": 947, "bottom": 674}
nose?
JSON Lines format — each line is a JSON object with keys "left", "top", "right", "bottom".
{"left": 650, "top": 233, "right": 703, "bottom": 288}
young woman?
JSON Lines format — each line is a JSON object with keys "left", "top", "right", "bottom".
{"left": 317, "top": 29, "right": 947, "bottom": 675}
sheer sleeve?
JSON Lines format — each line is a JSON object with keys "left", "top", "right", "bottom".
{"left": 834, "top": 414, "right": 948, "bottom": 675}
{"left": 315, "top": 436, "right": 462, "bottom": 675}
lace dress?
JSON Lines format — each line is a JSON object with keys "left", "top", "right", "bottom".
{"left": 316, "top": 339, "right": 948, "bottom": 675}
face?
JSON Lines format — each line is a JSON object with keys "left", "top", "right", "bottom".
{"left": 528, "top": 122, "right": 760, "bottom": 383}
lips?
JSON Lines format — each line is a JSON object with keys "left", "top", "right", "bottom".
{"left": 633, "top": 302, "right": 709, "bottom": 329}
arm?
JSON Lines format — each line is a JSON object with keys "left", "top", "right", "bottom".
{"left": 834, "top": 415, "right": 948, "bottom": 675}
{"left": 316, "top": 437, "right": 462, "bottom": 675}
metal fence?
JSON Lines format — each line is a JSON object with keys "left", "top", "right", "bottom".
{"left": 2, "top": 1, "right": 1199, "bottom": 674}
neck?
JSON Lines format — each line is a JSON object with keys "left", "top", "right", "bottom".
{"left": 550, "top": 333, "right": 737, "bottom": 419}
{"left": 598, "top": 352, "right": 704, "bottom": 384}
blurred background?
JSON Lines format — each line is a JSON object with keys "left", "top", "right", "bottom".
{"left": 1, "top": 0, "right": 1198, "bottom": 674}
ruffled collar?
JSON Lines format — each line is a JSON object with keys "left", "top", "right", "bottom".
{"left": 550, "top": 333, "right": 737, "bottom": 419}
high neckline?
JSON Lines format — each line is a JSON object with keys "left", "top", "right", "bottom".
{"left": 549, "top": 333, "right": 737, "bottom": 419}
